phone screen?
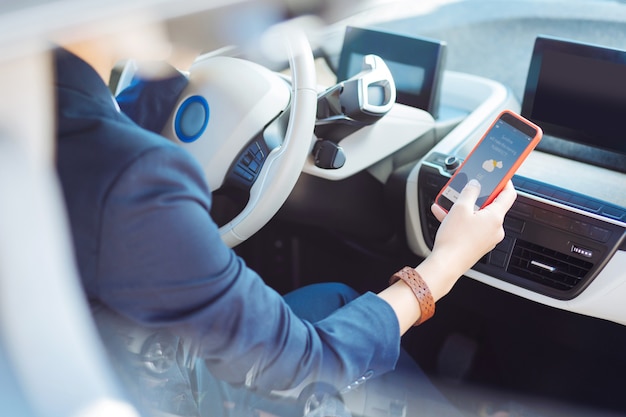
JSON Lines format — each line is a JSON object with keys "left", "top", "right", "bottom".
{"left": 437, "top": 111, "right": 541, "bottom": 211}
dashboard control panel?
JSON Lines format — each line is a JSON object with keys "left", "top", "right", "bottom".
{"left": 418, "top": 152, "right": 626, "bottom": 300}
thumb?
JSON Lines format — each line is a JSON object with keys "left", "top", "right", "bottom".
{"left": 454, "top": 179, "right": 481, "bottom": 210}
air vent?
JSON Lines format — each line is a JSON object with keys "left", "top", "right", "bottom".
{"left": 508, "top": 240, "right": 593, "bottom": 291}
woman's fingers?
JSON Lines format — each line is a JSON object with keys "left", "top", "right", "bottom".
{"left": 430, "top": 203, "right": 447, "bottom": 222}
{"left": 483, "top": 181, "right": 517, "bottom": 218}
{"left": 454, "top": 179, "right": 481, "bottom": 210}
{"left": 430, "top": 179, "right": 481, "bottom": 222}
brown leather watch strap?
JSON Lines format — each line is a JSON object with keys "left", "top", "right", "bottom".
{"left": 389, "top": 266, "right": 435, "bottom": 326}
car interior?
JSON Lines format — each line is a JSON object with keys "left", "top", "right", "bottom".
{"left": 1, "top": 0, "right": 626, "bottom": 416}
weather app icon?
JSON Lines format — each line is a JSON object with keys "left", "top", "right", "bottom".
{"left": 482, "top": 159, "right": 503, "bottom": 173}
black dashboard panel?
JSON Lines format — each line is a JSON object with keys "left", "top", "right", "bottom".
{"left": 418, "top": 152, "right": 626, "bottom": 300}
{"left": 522, "top": 35, "right": 626, "bottom": 173}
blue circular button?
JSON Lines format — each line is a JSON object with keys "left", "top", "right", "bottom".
{"left": 174, "top": 95, "right": 209, "bottom": 143}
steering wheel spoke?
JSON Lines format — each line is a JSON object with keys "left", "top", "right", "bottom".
{"left": 162, "top": 29, "right": 316, "bottom": 247}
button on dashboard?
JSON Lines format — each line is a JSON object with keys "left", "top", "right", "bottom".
{"left": 504, "top": 217, "right": 525, "bottom": 234}
{"left": 590, "top": 226, "right": 611, "bottom": 242}
{"left": 570, "top": 220, "right": 590, "bottom": 235}
{"left": 489, "top": 250, "right": 508, "bottom": 268}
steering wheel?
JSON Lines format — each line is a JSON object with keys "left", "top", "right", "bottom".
{"left": 161, "top": 30, "right": 317, "bottom": 247}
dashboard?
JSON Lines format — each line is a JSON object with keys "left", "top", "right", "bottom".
{"left": 3, "top": 1, "right": 626, "bottom": 416}
{"left": 300, "top": 0, "right": 626, "bottom": 326}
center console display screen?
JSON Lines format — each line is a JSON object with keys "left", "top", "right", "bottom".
{"left": 522, "top": 36, "right": 626, "bottom": 158}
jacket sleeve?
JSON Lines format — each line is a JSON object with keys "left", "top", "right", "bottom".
{"left": 96, "top": 141, "right": 400, "bottom": 394}
{"left": 116, "top": 70, "right": 188, "bottom": 134}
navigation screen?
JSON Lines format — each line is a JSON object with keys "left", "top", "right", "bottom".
{"left": 522, "top": 36, "right": 626, "bottom": 156}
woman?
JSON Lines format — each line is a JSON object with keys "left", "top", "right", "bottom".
{"left": 54, "top": 29, "right": 516, "bottom": 416}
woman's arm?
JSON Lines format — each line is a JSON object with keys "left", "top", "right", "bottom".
{"left": 378, "top": 179, "right": 517, "bottom": 333}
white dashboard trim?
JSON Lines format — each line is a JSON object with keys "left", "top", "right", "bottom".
{"left": 405, "top": 71, "right": 626, "bottom": 326}
{"left": 302, "top": 103, "right": 435, "bottom": 180}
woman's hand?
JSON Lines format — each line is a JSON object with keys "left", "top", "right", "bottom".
{"left": 418, "top": 180, "right": 517, "bottom": 300}
{"left": 377, "top": 180, "right": 517, "bottom": 333}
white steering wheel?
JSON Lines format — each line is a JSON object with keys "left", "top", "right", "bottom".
{"left": 161, "top": 30, "right": 317, "bottom": 247}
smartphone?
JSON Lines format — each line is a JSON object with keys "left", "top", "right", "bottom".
{"left": 435, "top": 110, "right": 542, "bottom": 212}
